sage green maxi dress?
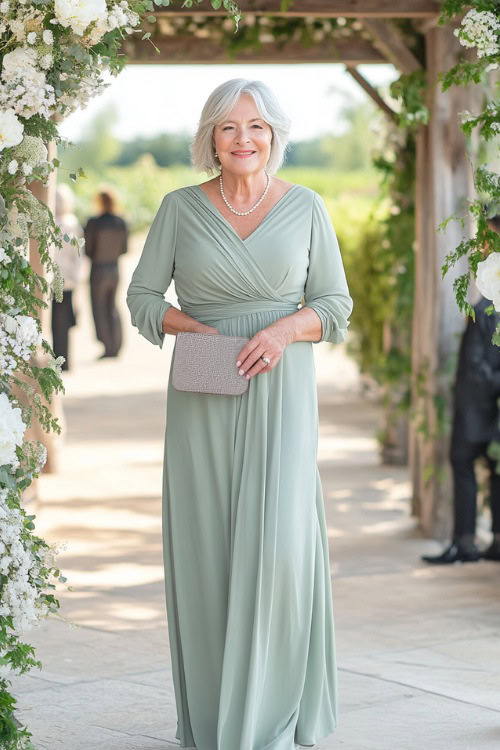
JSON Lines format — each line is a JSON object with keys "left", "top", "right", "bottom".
{"left": 126, "top": 183, "right": 353, "bottom": 750}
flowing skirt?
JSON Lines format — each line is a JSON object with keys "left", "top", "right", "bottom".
{"left": 162, "top": 309, "right": 338, "bottom": 750}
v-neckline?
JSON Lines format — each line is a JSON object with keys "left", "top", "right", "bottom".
{"left": 191, "top": 183, "right": 299, "bottom": 244}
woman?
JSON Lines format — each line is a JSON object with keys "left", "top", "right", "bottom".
{"left": 51, "top": 183, "right": 84, "bottom": 371}
{"left": 84, "top": 187, "right": 128, "bottom": 359}
{"left": 126, "top": 79, "right": 353, "bottom": 750}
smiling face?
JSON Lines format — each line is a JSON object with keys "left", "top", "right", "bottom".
{"left": 213, "top": 93, "right": 273, "bottom": 177}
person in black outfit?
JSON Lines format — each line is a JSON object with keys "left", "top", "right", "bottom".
{"left": 84, "top": 188, "right": 128, "bottom": 358}
{"left": 423, "top": 215, "right": 500, "bottom": 564}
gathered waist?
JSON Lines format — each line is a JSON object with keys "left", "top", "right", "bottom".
{"left": 180, "top": 299, "right": 301, "bottom": 323}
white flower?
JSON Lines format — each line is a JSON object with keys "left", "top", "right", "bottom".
{"left": 455, "top": 9, "right": 500, "bottom": 59}
{"left": 0, "top": 52, "right": 56, "bottom": 119}
{"left": 0, "top": 247, "right": 11, "bottom": 265}
{"left": 0, "top": 392, "right": 26, "bottom": 467}
{"left": 0, "top": 109, "right": 24, "bottom": 152}
{"left": 54, "top": 0, "right": 107, "bottom": 36}
{"left": 108, "top": 7, "right": 128, "bottom": 30}
{"left": 39, "top": 53, "right": 54, "bottom": 70}
{"left": 2, "top": 47, "right": 38, "bottom": 77}
{"left": 27, "top": 32, "right": 37, "bottom": 45}
{"left": 476, "top": 252, "right": 500, "bottom": 311}
{"left": 12, "top": 136, "right": 48, "bottom": 169}
{"left": 0, "top": 2, "right": 9, "bottom": 12}
{"left": 42, "top": 29, "right": 54, "bottom": 45}
{"left": 8, "top": 19, "right": 26, "bottom": 43}
{"left": 22, "top": 163, "right": 33, "bottom": 175}
{"left": 7, "top": 159, "right": 18, "bottom": 175}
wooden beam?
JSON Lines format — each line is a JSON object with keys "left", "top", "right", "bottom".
{"left": 361, "top": 18, "right": 422, "bottom": 72}
{"left": 345, "top": 65, "right": 398, "bottom": 122}
{"left": 155, "top": 1, "right": 440, "bottom": 18}
{"left": 123, "top": 36, "right": 386, "bottom": 64}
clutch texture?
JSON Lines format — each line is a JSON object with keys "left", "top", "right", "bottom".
{"left": 171, "top": 331, "right": 250, "bottom": 395}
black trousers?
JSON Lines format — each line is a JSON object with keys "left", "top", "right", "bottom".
{"left": 450, "top": 433, "right": 500, "bottom": 539}
{"left": 90, "top": 263, "right": 122, "bottom": 357}
{"left": 51, "top": 289, "right": 76, "bottom": 370}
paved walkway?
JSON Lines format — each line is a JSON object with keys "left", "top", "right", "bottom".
{"left": 9, "top": 239, "right": 500, "bottom": 750}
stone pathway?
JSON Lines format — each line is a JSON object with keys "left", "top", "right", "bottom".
{"left": 8, "top": 238, "right": 500, "bottom": 750}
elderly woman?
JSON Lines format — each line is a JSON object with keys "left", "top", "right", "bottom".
{"left": 126, "top": 79, "right": 353, "bottom": 750}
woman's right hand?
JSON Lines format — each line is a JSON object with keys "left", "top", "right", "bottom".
{"left": 162, "top": 306, "right": 219, "bottom": 336}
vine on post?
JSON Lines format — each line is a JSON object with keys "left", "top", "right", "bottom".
{"left": 437, "top": 2, "right": 500, "bottom": 331}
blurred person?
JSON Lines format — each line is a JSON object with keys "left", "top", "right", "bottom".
{"left": 84, "top": 187, "right": 128, "bottom": 359}
{"left": 423, "top": 214, "right": 500, "bottom": 564}
{"left": 51, "top": 183, "right": 85, "bottom": 371}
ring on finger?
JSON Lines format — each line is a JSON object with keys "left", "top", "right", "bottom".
{"left": 260, "top": 355, "right": 271, "bottom": 365}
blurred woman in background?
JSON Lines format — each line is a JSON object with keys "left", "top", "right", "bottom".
{"left": 84, "top": 187, "right": 128, "bottom": 359}
{"left": 51, "top": 183, "right": 85, "bottom": 371}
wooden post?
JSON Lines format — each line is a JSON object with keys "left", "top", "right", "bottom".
{"left": 410, "top": 23, "right": 481, "bottom": 538}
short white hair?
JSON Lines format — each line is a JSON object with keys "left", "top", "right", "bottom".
{"left": 190, "top": 78, "right": 291, "bottom": 176}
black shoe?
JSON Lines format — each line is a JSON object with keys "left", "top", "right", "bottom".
{"left": 421, "top": 542, "right": 481, "bottom": 565}
{"left": 481, "top": 541, "right": 500, "bottom": 561}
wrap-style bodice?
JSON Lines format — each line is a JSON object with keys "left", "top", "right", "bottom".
{"left": 126, "top": 183, "right": 352, "bottom": 346}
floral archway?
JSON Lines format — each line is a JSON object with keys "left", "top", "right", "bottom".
{"left": 0, "top": 1, "right": 498, "bottom": 747}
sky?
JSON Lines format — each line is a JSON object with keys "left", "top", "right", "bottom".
{"left": 58, "top": 63, "right": 399, "bottom": 143}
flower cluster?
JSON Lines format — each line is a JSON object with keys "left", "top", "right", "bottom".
{"left": 0, "top": 393, "right": 26, "bottom": 468}
{"left": 476, "top": 252, "right": 500, "bottom": 311}
{"left": 0, "top": 313, "right": 42, "bottom": 376}
{"left": 53, "top": 0, "right": 139, "bottom": 41}
{"left": 0, "top": 501, "right": 48, "bottom": 640}
{"left": 0, "top": 46, "right": 56, "bottom": 119}
{"left": 7, "top": 135, "right": 48, "bottom": 178}
{"left": 454, "top": 9, "right": 500, "bottom": 71}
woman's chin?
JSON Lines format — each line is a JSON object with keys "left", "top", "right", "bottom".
{"left": 222, "top": 160, "right": 266, "bottom": 175}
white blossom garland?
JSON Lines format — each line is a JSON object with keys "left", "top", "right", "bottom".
{"left": 0, "top": 1, "right": 151, "bottom": 748}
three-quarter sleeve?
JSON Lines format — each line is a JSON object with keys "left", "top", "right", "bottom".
{"left": 126, "top": 192, "right": 178, "bottom": 349}
{"left": 303, "top": 192, "right": 353, "bottom": 344}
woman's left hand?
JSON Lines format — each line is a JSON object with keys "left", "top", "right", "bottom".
{"left": 236, "top": 322, "right": 294, "bottom": 380}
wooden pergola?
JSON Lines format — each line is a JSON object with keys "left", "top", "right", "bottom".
{"left": 37, "top": 1, "right": 480, "bottom": 538}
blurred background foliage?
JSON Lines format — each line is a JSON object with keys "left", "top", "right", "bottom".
{"left": 59, "top": 97, "right": 382, "bottom": 230}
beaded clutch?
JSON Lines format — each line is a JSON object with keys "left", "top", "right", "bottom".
{"left": 171, "top": 331, "right": 250, "bottom": 395}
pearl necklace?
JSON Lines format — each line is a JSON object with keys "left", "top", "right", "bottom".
{"left": 219, "top": 171, "right": 270, "bottom": 216}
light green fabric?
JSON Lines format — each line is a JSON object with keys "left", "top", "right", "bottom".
{"left": 126, "top": 184, "right": 353, "bottom": 750}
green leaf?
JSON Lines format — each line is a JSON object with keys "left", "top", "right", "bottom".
{"left": 0, "top": 468, "right": 16, "bottom": 490}
{"left": 211, "top": 0, "right": 223, "bottom": 8}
